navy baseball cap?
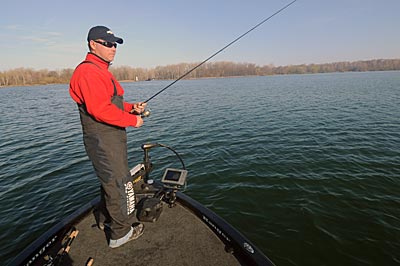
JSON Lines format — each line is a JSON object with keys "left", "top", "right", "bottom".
{"left": 87, "top": 26, "right": 123, "bottom": 44}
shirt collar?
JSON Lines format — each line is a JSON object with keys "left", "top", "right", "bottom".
{"left": 86, "top": 52, "right": 111, "bottom": 69}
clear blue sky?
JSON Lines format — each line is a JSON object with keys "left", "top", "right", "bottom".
{"left": 1, "top": 0, "right": 399, "bottom": 71}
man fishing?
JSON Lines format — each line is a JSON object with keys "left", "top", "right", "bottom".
{"left": 69, "top": 25, "right": 146, "bottom": 248}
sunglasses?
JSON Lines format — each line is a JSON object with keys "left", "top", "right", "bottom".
{"left": 94, "top": 40, "right": 117, "bottom": 48}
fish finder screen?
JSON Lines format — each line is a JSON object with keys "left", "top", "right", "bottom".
{"left": 161, "top": 168, "right": 187, "bottom": 186}
{"left": 165, "top": 170, "right": 180, "bottom": 181}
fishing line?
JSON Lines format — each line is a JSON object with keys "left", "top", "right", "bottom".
{"left": 142, "top": 0, "right": 298, "bottom": 112}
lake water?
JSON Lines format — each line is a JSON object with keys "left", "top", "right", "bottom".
{"left": 0, "top": 72, "right": 399, "bottom": 266}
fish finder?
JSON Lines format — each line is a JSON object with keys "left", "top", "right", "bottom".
{"left": 161, "top": 168, "right": 187, "bottom": 187}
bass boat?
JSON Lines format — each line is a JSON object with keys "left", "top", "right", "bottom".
{"left": 10, "top": 143, "right": 275, "bottom": 266}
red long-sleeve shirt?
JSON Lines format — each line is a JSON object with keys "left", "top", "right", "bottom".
{"left": 69, "top": 53, "right": 138, "bottom": 128}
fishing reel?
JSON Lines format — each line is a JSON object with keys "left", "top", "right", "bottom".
{"left": 141, "top": 109, "right": 151, "bottom": 118}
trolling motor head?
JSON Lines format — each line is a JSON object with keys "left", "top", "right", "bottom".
{"left": 141, "top": 143, "right": 159, "bottom": 150}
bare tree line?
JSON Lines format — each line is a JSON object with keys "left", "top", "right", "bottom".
{"left": 1, "top": 59, "right": 400, "bottom": 87}
{"left": 0, "top": 68, "right": 74, "bottom": 87}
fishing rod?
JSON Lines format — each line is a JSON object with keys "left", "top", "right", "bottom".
{"left": 141, "top": 0, "right": 298, "bottom": 117}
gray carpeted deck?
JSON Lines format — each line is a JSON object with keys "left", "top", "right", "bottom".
{"left": 67, "top": 201, "right": 240, "bottom": 266}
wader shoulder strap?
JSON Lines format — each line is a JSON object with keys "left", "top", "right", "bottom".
{"left": 111, "top": 79, "right": 118, "bottom": 96}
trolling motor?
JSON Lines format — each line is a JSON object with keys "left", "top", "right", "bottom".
{"left": 137, "top": 143, "right": 188, "bottom": 222}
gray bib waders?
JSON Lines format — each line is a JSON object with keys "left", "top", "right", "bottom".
{"left": 78, "top": 66, "right": 136, "bottom": 240}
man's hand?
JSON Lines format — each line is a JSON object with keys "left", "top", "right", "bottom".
{"left": 130, "top": 102, "right": 147, "bottom": 114}
{"left": 135, "top": 115, "right": 144, "bottom": 127}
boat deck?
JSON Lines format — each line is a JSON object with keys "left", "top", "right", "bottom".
{"left": 64, "top": 200, "right": 240, "bottom": 266}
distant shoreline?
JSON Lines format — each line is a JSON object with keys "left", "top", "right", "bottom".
{"left": 2, "top": 70, "right": 400, "bottom": 89}
{"left": 1, "top": 59, "right": 399, "bottom": 88}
